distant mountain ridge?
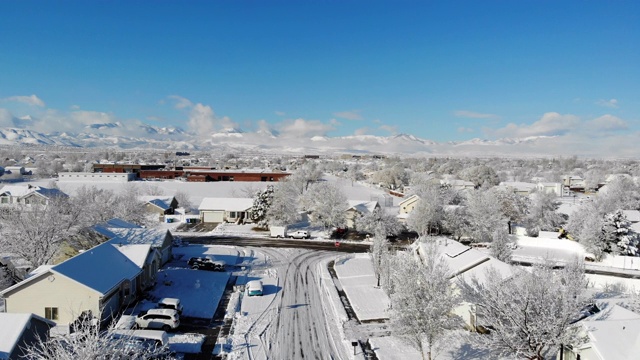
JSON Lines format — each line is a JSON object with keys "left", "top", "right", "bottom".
{"left": 0, "top": 126, "right": 563, "bottom": 157}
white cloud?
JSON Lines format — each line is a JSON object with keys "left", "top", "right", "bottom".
{"left": 379, "top": 124, "right": 397, "bottom": 135}
{"left": 275, "top": 111, "right": 285, "bottom": 116}
{"left": 2, "top": 95, "right": 45, "bottom": 107}
{"left": 168, "top": 95, "right": 193, "bottom": 110}
{"left": 457, "top": 127, "right": 474, "bottom": 133}
{"left": 276, "top": 118, "right": 335, "bottom": 138}
{"left": 333, "top": 110, "right": 363, "bottom": 120}
{"left": 453, "top": 110, "right": 498, "bottom": 119}
{"left": 489, "top": 112, "right": 579, "bottom": 138}
{"left": 585, "top": 115, "right": 627, "bottom": 132}
{"left": 70, "top": 105, "right": 80, "bottom": 110}
{"left": 354, "top": 127, "right": 371, "bottom": 136}
{"left": 595, "top": 98, "right": 619, "bottom": 108}
{"left": 0, "top": 108, "right": 16, "bottom": 127}
{"left": 187, "top": 103, "right": 216, "bottom": 134}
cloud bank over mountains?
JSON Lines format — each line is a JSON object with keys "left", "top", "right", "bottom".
{"left": 0, "top": 94, "right": 637, "bottom": 158}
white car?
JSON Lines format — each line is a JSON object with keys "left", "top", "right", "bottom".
{"left": 157, "top": 297, "right": 183, "bottom": 315}
{"left": 289, "top": 230, "right": 310, "bottom": 239}
{"left": 135, "top": 309, "right": 180, "bottom": 331}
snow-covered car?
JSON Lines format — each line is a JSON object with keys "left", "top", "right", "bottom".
{"left": 134, "top": 309, "right": 180, "bottom": 331}
{"left": 247, "top": 280, "right": 263, "bottom": 296}
{"left": 187, "top": 257, "right": 226, "bottom": 271}
{"left": 157, "top": 297, "right": 183, "bottom": 315}
{"left": 289, "top": 230, "right": 310, "bottom": 239}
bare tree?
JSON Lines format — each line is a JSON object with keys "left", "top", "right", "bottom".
{"left": 465, "top": 189, "right": 506, "bottom": 242}
{"left": 267, "top": 181, "right": 301, "bottom": 226}
{"left": 407, "top": 186, "right": 445, "bottom": 236}
{"left": 459, "top": 261, "right": 591, "bottom": 360}
{"left": 173, "top": 190, "right": 193, "bottom": 212}
{"left": 369, "top": 234, "right": 389, "bottom": 287}
{"left": 0, "top": 195, "right": 81, "bottom": 268}
{"left": 390, "top": 243, "right": 461, "bottom": 360}
{"left": 490, "top": 229, "right": 513, "bottom": 263}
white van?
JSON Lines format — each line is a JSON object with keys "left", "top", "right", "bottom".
{"left": 246, "top": 280, "right": 263, "bottom": 296}
{"left": 157, "top": 297, "right": 184, "bottom": 314}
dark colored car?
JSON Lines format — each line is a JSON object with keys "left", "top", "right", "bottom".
{"left": 187, "top": 257, "right": 225, "bottom": 271}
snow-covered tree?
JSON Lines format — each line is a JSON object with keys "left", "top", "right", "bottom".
{"left": 173, "top": 190, "right": 193, "bottom": 212}
{"left": 598, "top": 176, "right": 640, "bottom": 214}
{"left": 442, "top": 205, "right": 470, "bottom": 241}
{"left": 0, "top": 195, "right": 80, "bottom": 268}
{"left": 490, "top": 229, "right": 513, "bottom": 263}
{"left": 250, "top": 185, "right": 274, "bottom": 228}
{"left": 24, "top": 315, "right": 175, "bottom": 360}
{"left": 355, "top": 207, "right": 404, "bottom": 238}
{"left": 459, "top": 261, "right": 591, "bottom": 360}
{"left": 460, "top": 165, "right": 500, "bottom": 188}
{"left": 266, "top": 181, "right": 301, "bottom": 226}
{"left": 490, "top": 187, "right": 528, "bottom": 234}
{"left": 0, "top": 266, "right": 13, "bottom": 290}
{"left": 524, "top": 190, "right": 566, "bottom": 235}
{"left": 301, "top": 182, "right": 348, "bottom": 231}
{"left": 465, "top": 189, "right": 506, "bottom": 242}
{"left": 407, "top": 185, "right": 445, "bottom": 236}
{"left": 370, "top": 234, "right": 389, "bottom": 287}
{"left": 601, "top": 210, "right": 640, "bottom": 256}
{"left": 390, "top": 243, "right": 461, "bottom": 360}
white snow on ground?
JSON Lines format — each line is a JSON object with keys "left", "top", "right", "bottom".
{"left": 587, "top": 274, "right": 640, "bottom": 293}
{"left": 334, "top": 254, "right": 390, "bottom": 321}
{"left": 168, "top": 332, "right": 206, "bottom": 354}
{"left": 513, "top": 235, "right": 586, "bottom": 263}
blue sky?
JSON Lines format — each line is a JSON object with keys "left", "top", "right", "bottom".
{"left": 0, "top": 0, "right": 638, "bottom": 145}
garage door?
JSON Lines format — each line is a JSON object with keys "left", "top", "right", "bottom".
{"left": 203, "top": 211, "right": 224, "bottom": 223}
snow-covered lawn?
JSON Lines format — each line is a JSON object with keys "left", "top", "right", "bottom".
{"left": 513, "top": 235, "right": 586, "bottom": 263}
{"left": 334, "top": 254, "right": 390, "bottom": 321}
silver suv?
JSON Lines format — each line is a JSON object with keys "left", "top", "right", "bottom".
{"left": 135, "top": 309, "right": 180, "bottom": 331}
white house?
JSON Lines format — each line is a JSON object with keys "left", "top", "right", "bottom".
{"left": 57, "top": 172, "right": 135, "bottom": 182}
{"left": 198, "top": 197, "right": 254, "bottom": 224}
{"left": 440, "top": 179, "right": 475, "bottom": 190}
{"left": 536, "top": 182, "right": 562, "bottom": 196}
{"left": 499, "top": 181, "right": 536, "bottom": 196}
{"left": 561, "top": 302, "right": 640, "bottom": 360}
{"left": 0, "top": 185, "right": 67, "bottom": 206}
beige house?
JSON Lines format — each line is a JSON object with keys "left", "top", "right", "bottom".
{"left": 139, "top": 195, "right": 179, "bottom": 217}
{"left": 0, "top": 241, "right": 145, "bottom": 326}
{"left": 346, "top": 200, "right": 380, "bottom": 229}
{"left": 198, "top": 197, "right": 254, "bottom": 224}
{"left": 499, "top": 181, "right": 536, "bottom": 196}
{"left": 397, "top": 194, "right": 420, "bottom": 223}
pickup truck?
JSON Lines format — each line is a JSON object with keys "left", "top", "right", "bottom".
{"left": 187, "top": 257, "right": 226, "bottom": 271}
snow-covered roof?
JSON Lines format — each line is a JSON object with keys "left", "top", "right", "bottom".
{"left": 0, "top": 184, "right": 66, "bottom": 198}
{"left": 92, "top": 218, "right": 143, "bottom": 238}
{"left": 198, "top": 197, "right": 254, "bottom": 212}
{"left": 52, "top": 242, "right": 141, "bottom": 295}
{"left": 398, "top": 194, "right": 419, "bottom": 207}
{"left": 112, "top": 244, "right": 152, "bottom": 268}
{"left": 623, "top": 210, "right": 640, "bottom": 223}
{"left": 415, "top": 238, "right": 513, "bottom": 286}
{"left": 578, "top": 304, "right": 640, "bottom": 360}
{"left": 139, "top": 196, "right": 175, "bottom": 210}
{"left": 0, "top": 313, "right": 55, "bottom": 358}
{"left": 105, "top": 228, "right": 170, "bottom": 249}
{"left": 347, "top": 200, "right": 378, "bottom": 215}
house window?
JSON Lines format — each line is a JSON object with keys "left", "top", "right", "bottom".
{"left": 45, "top": 307, "right": 59, "bottom": 320}
{"left": 229, "top": 211, "right": 237, "bottom": 218}
{"left": 1, "top": 197, "right": 7, "bottom": 203}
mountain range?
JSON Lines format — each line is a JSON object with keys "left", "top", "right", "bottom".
{"left": 0, "top": 124, "right": 564, "bottom": 157}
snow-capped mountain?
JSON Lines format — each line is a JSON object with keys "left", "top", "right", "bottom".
{"left": 0, "top": 125, "right": 574, "bottom": 157}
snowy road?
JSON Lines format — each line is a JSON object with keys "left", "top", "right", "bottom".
{"left": 230, "top": 248, "right": 349, "bottom": 360}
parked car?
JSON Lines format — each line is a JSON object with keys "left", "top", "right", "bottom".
{"left": 157, "top": 297, "right": 183, "bottom": 315}
{"left": 135, "top": 309, "right": 180, "bottom": 331}
{"left": 188, "top": 257, "right": 226, "bottom": 271}
{"left": 289, "top": 230, "right": 310, "bottom": 239}
{"left": 110, "top": 329, "right": 172, "bottom": 358}
{"left": 246, "top": 280, "right": 263, "bottom": 296}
